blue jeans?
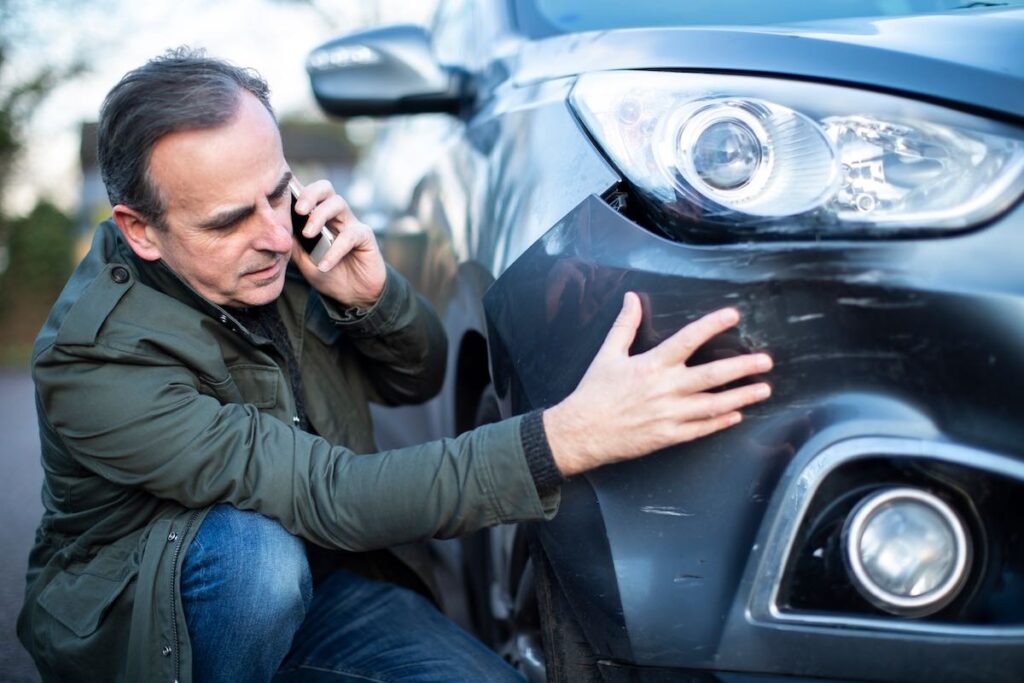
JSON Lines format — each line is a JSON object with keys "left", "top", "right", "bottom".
{"left": 181, "top": 504, "right": 523, "bottom": 682}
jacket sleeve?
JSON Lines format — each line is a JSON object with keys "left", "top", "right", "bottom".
{"left": 33, "top": 341, "right": 558, "bottom": 551}
{"left": 320, "top": 265, "right": 447, "bottom": 406}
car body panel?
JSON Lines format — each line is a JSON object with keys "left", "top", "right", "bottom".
{"left": 483, "top": 195, "right": 1024, "bottom": 680}
{"left": 508, "top": 9, "right": 1024, "bottom": 119}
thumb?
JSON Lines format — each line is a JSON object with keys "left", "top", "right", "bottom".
{"left": 597, "top": 291, "right": 642, "bottom": 359}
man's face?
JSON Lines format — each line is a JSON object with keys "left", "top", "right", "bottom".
{"left": 143, "top": 92, "right": 294, "bottom": 308}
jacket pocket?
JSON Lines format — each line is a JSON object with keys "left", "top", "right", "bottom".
{"left": 227, "top": 363, "right": 280, "bottom": 408}
{"left": 37, "top": 552, "right": 139, "bottom": 638}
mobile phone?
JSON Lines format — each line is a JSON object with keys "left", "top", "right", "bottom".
{"left": 289, "top": 177, "right": 334, "bottom": 264}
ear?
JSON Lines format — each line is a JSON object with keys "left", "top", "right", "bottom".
{"left": 112, "top": 205, "right": 164, "bottom": 262}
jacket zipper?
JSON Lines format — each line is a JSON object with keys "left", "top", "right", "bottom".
{"left": 170, "top": 509, "right": 202, "bottom": 683}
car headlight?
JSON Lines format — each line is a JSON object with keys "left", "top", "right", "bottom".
{"left": 842, "top": 487, "right": 971, "bottom": 617}
{"left": 570, "top": 72, "right": 1024, "bottom": 238}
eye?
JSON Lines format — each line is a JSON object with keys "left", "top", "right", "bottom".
{"left": 269, "top": 183, "right": 290, "bottom": 207}
{"left": 208, "top": 219, "right": 242, "bottom": 233}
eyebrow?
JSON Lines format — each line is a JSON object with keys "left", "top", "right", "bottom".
{"left": 198, "top": 171, "right": 293, "bottom": 230}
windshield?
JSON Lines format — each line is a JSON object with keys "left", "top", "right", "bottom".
{"left": 514, "top": 0, "right": 1020, "bottom": 38}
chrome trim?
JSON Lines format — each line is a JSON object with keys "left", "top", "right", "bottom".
{"left": 843, "top": 487, "right": 970, "bottom": 617}
{"left": 747, "top": 436, "right": 1024, "bottom": 637}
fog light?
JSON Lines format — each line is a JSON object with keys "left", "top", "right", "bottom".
{"left": 842, "top": 487, "right": 970, "bottom": 617}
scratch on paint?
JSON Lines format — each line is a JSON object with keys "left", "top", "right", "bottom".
{"left": 640, "top": 505, "right": 694, "bottom": 517}
{"left": 788, "top": 351, "right": 904, "bottom": 364}
{"left": 841, "top": 270, "right": 886, "bottom": 284}
{"left": 674, "top": 573, "right": 704, "bottom": 583}
{"left": 786, "top": 313, "right": 824, "bottom": 323}
{"left": 837, "top": 298, "right": 923, "bottom": 309}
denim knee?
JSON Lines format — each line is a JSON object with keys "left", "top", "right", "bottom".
{"left": 181, "top": 504, "right": 312, "bottom": 680}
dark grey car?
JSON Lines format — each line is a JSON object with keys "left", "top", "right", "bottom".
{"left": 304, "top": 1, "right": 1024, "bottom": 681}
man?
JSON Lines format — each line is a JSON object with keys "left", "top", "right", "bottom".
{"left": 17, "top": 49, "right": 773, "bottom": 682}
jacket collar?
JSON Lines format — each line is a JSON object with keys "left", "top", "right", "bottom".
{"left": 98, "top": 220, "right": 276, "bottom": 346}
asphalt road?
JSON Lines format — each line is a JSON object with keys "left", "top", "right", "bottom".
{"left": 0, "top": 370, "right": 43, "bottom": 683}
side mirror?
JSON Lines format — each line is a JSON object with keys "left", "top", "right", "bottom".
{"left": 306, "top": 25, "right": 465, "bottom": 117}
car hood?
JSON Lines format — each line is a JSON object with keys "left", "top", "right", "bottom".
{"left": 511, "top": 7, "right": 1024, "bottom": 120}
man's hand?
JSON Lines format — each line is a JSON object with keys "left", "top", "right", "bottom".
{"left": 290, "top": 179, "right": 387, "bottom": 309}
{"left": 543, "top": 292, "right": 772, "bottom": 477}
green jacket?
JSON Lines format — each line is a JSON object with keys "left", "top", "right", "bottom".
{"left": 18, "top": 221, "right": 558, "bottom": 682}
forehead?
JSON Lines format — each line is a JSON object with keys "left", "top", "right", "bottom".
{"left": 147, "top": 93, "right": 285, "bottom": 218}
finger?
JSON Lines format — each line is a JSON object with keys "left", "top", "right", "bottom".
{"left": 315, "top": 224, "right": 375, "bottom": 272}
{"left": 314, "top": 228, "right": 359, "bottom": 272}
{"left": 302, "top": 194, "right": 353, "bottom": 238}
{"left": 650, "top": 307, "right": 740, "bottom": 365}
{"left": 291, "top": 180, "right": 318, "bottom": 216}
{"left": 295, "top": 179, "right": 336, "bottom": 209}
{"left": 681, "top": 353, "right": 772, "bottom": 393}
{"left": 293, "top": 180, "right": 358, "bottom": 230}
{"left": 676, "top": 383, "right": 771, "bottom": 422}
{"left": 596, "top": 292, "right": 642, "bottom": 360}
{"left": 677, "top": 411, "right": 743, "bottom": 442}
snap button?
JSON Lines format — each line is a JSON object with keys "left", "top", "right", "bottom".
{"left": 167, "top": 531, "right": 177, "bottom": 542}
{"left": 162, "top": 645, "right": 172, "bottom": 657}
{"left": 110, "top": 266, "right": 130, "bottom": 284}
{"left": 219, "top": 314, "right": 228, "bottom": 324}
{"left": 292, "top": 416, "right": 300, "bottom": 425}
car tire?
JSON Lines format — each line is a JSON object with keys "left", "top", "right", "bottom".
{"left": 461, "top": 386, "right": 546, "bottom": 680}
{"left": 462, "top": 386, "right": 504, "bottom": 647}
{"left": 531, "top": 537, "right": 602, "bottom": 683}
{"left": 463, "top": 385, "right": 601, "bottom": 681}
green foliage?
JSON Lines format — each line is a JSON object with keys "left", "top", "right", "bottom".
{"left": 0, "top": 64, "right": 73, "bottom": 193}
{"left": 0, "top": 200, "right": 74, "bottom": 365}
{"left": 0, "top": 0, "right": 88, "bottom": 365}
{"left": 0, "top": 41, "right": 86, "bottom": 214}
{"left": 2, "top": 199, "right": 73, "bottom": 293}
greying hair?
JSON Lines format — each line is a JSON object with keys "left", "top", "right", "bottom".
{"left": 97, "top": 47, "right": 275, "bottom": 228}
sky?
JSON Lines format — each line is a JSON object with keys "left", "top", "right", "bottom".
{"left": 3, "top": 0, "right": 437, "bottom": 216}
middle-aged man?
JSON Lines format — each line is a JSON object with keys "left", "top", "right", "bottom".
{"left": 17, "top": 49, "right": 773, "bottom": 682}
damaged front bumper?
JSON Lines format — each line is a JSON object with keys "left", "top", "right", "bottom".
{"left": 483, "top": 193, "right": 1024, "bottom": 682}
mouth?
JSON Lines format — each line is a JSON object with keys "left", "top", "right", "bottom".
{"left": 245, "top": 256, "right": 284, "bottom": 282}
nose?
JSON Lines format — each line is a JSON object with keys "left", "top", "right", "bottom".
{"left": 252, "top": 202, "right": 293, "bottom": 254}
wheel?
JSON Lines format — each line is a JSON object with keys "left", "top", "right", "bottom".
{"left": 461, "top": 388, "right": 541, "bottom": 675}
{"left": 531, "top": 537, "right": 601, "bottom": 683}
{"left": 461, "top": 386, "right": 504, "bottom": 647}
{"left": 461, "top": 386, "right": 600, "bottom": 681}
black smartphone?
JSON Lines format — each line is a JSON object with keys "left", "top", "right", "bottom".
{"left": 289, "top": 177, "right": 333, "bottom": 262}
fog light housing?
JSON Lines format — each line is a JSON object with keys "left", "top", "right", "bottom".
{"left": 842, "top": 487, "right": 970, "bottom": 617}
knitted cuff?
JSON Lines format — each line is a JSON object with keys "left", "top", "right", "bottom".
{"left": 520, "top": 409, "right": 565, "bottom": 496}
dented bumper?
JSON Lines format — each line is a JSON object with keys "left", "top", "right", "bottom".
{"left": 483, "top": 194, "right": 1024, "bottom": 681}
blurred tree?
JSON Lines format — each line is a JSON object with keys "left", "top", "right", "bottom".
{"left": 0, "top": 0, "right": 87, "bottom": 364}
{"left": 3, "top": 200, "right": 74, "bottom": 292}
{"left": 0, "top": 200, "right": 74, "bottom": 364}
{"left": 0, "top": 0, "right": 87, "bottom": 213}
